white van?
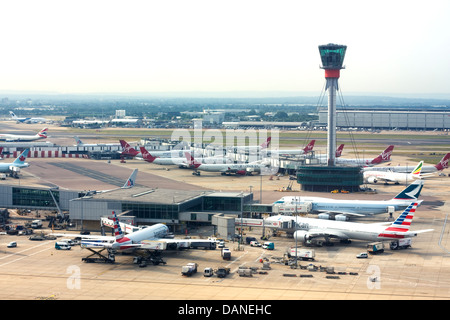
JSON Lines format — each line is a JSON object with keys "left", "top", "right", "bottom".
{"left": 55, "top": 242, "right": 71, "bottom": 250}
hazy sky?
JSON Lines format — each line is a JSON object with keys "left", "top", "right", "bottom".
{"left": 1, "top": 0, "right": 449, "bottom": 96}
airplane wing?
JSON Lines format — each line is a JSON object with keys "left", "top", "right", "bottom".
{"left": 316, "top": 210, "right": 367, "bottom": 217}
{"left": 306, "top": 228, "right": 349, "bottom": 240}
{"left": 51, "top": 233, "right": 116, "bottom": 241}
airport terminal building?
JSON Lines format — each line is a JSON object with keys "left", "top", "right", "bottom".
{"left": 0, "top": 184, "right": 254, "bottom": 232}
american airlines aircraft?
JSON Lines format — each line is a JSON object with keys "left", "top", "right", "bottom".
{"left": 272, "top": 179, "right": 424, "bottom": 220}
{"left": 284, "top": 202, "right": 433, "bottom": 244}
{"left": 0, "top": 128, "right": 48, "bottom": 142}
{"left": 74, "top": 136, "right": 120, "bottom": 147}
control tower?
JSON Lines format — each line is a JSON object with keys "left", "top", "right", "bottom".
{"left": 296, "top": 43, "right": 362, "bottom": 193}
{"left": 318, "top": 43, "right": 347, "bottom": 166}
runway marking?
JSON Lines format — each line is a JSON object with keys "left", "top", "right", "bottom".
{"left": 0, "top": 242, "right": 53, "bottom": 267}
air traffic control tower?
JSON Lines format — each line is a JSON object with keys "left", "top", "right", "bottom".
{"left": 297, "top": 44, "right": 363, "bottom": 192}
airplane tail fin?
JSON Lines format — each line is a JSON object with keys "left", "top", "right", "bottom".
{"left": 74, "top": 136, "right": 83, "bottom": 145}
{"left": 13, "top": 149, "right": 29, "bottom": 164}
{"left": 37, "top": 128, "right": 48, "bottom": 138}
{"left": 111, "top": 211, "right": 124, "bottom": 241}
{"left": 303, "top": 140, "right": 315, "bottom": 153}
{"left": 380, "top": 202, "right": 418, "bottom": 237}
{"left": 9, "top": 111, "right": 18, "bottom": 120}
{"left": 185, "top": 152, "right": 201, "bottom": 168}
{"left": 434, "top": 153, "right": 450, "bottom": 171}
{"left": 370, "top": 145, "right": 394, "bottom": 165}
{"left": 392, "top": 179, "right": 424, "bottom": 200}
{"left": 120, "top": 140, "right": 139, "bottom": 157}
{"left": 139, "top": 146, "right": 157, "bottom": 163}
{"left": 335, "top": 144, "right": 344, "bottom": 157}
{"left": 260, "top": 137, "right": 271, "bottom": 149}
{"left": 410, "top": 161, "right": 424, "bottom": 176}
{"left": 122, "top": 169, "right": 138, "bottom": 189}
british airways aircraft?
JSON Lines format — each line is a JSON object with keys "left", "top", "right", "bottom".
{"left": 273, "top": 179, "right": 424, "bottom": 220}
{"left": 0, "top": 128, "right": 48, "bottom": 142}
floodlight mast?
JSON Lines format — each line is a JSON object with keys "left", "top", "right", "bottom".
{"left": 318, "top": 43, "right": 347, "bottom": 166}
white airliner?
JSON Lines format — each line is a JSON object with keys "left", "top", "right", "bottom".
{"left": 335, "top": 145, "right": 394, "bottom": 167}
{"left": 273, "top": 179, "right": 424, "bottom": 220}
{"left": 56, "top": 211, "right": 215, "bottom": 263}
{"left": 119, "top": 140, "right": 189, "bottom": 159}
{"left": 0, "top": 149, "right": 30, "bottom": 176}
{"left": 363, "top": 161, "right": 424, "bottom": 185}
{"left": 185, "top": 152, "right": 271, "bottom": 176}
{"left": 0, "top": 128, "right": 48, "bottom": 142}
{"left": 9, "top": 111, "right": 49, "bottom": 124}
{"left": 362, "top": 153, "right": 450, "bottom": 174}
{"left": 265, "top": 140, "right": 316, "bottom": 157}
{"left": 225, "top": 137, "right": 271, "bottom": 154}
{"left": 74, "top": 136, "right": 120, "bottom": 147}
{"left": 281, "top": 202, "right": 434, "bottom": 244}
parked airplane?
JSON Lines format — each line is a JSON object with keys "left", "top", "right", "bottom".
{"left": 74, "top": 136, "right": 120, "bottom": 147}
{"left": 0, "top": 149, "right": 30, "bottom": 177}
{"left": 265, "top": 140, "right": 316, "bottom": 157}
{"left": 119, "top": 140, "right": 189, "bottom": 159}
{"left": 363, "top": 153, "right": 450, "bottom": 175}
{"left": 0, "top": 128, "right": 48, "bottom": 142}
{"left": 9, "top": 111, "right": 48, "bottom": 124}
{"left": 57, "top": 211, "right": 216, "bottom": 264}
{"left": 363, "top": 161, "right": 424, "bottom": 185}
{"left": 282, "top": 202, "right": 434, "bottom": 244}
{"left": 335, "top": 145, "right": 394, "bottom": 167}
{"left": 226, "top": 137, "right": 272, "bottom": 154}
{"left": 186, "top": 152, "right": 271, "bottom": 176}
{"left": 272, "top": 179, "right": 424, "bottom": 220}
{"left": 84, "top": 169, "right": 138, "bottom": 195}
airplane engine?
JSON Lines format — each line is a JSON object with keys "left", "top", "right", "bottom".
{"left": 294, "top": 230, "right": 309, "bottom": 242}
{"left": 366, "top": 176, "right": 378, "bottom": 184}
{"left": 335, "top": 214, "right": 348, "bottom": 221}
{"left": 318, "top": 213, "right": 331, "bottom": 220}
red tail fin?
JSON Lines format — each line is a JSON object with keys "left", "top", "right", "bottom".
{"left": 120, "top": 140, "right": 139, "bottom": 157}
{"left": 139, "top": 146, "right": 157, "bottom": 163}
{"left": 435, "top": 153, "right": 450, "bottom": 171}
{"left": 335, "top": 144, "right": 344, "bottom": 157}
{"left": 260, "top": 137, "right": 271, "bottom": 149}
{"left": 303, "top": 140, "right": 315, "bottom": 153}
{"left": 185, "top": 152, "right": 201, "bottom": 168}
{"left": 371, "top": 145, "right": 394, "bottom": 164}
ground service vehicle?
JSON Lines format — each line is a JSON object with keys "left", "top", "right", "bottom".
{"left": 367, "top": 242, "right": 384, "bottom": 254}
{"left": 221, "top": 248, "right": 231, "bottom": 260}
{"left": 262, "top": 242, "right": 274, "bottom": 250}
{"left": 55, "top": 242, "right": 71, "bottom": 250}
{"left": 7, "top": 241, "right": 17, "bottom": 248}
{"left": 31, "top": 220, "right": 42, "bottom": 229}
{"left": 246, "top": 237, "right": 257, "bottom": 244}
{"left": 289, "top": 248, "right": 315, "bottom": 261}
{"left": 356, "top": 252, "right": 368, "bottom": 258}
{"left": 250, "top": 241, "right": 261, "bottom": 247}
{"left": 181, "top": 263, "right": 198, "bottom": 276}
{"left": 203, "top": 267, "right": 214, "bottom": 277}
{"left": 216, "top": 267, "right": 230, "bottom": 278}
{"left": 390, "top": 238, "right": 412, "bottom": 250}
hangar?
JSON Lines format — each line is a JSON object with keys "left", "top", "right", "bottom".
{"left": 318, "top": 108, "right": 450, "bottom": 130}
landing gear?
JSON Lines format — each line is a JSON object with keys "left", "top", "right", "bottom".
{"left": 192, "top": 171, "right": 200, "bottom": 176}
